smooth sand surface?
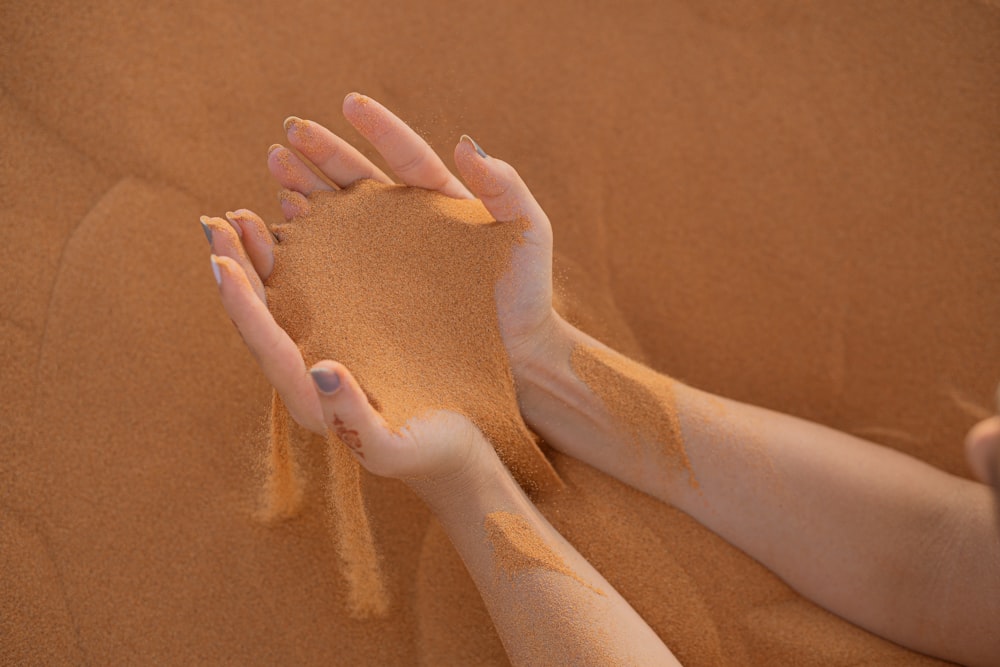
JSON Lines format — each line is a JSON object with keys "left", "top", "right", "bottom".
{"left": 2, "top": 1, "right": 998, "bottom": 664}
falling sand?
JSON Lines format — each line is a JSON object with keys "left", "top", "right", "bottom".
{"left": 259, "top": 390, "right": 303, "bottom": 522}
{"left": 571, "top": 343, "right": 697, "bottom": 488}
{"left": 263, "top": 180, "right": 563, "bottom": 617}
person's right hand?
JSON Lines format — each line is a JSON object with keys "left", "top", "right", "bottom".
{"left": 265, "top": 93, "right": 562, "bottom": 382}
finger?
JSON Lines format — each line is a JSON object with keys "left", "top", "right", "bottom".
{"left": 211, "top": 255, "right": 324, "bottom": 433}
{"left": 342, "top": 93, "right": 473, "bottom": 199}
{"left": 284, "top": 116, "right": 392, "bottom": 188}
{"left": 278, "top": 189, "right": 311, "bottom": 220}
{"left": 965, "top": 416, "right": 1000, "bottom": 486}
{"left": 454, "top": 135, "right": 552, "bottom": 233}
{"left": 267, "top": 143, "right": 333, "bottom": 195}
{"left": 201, "top": 216, "right": 265, "bottom": 302}
{"left": 225, "top": 209, "right": 275, "bottom": 280}
{"left": 309, "top": 361, "right": 392, "bottom": 467}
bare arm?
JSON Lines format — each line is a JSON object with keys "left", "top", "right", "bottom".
{"left": 516, "top": 314, "right": 1000, "bottom": 667}
{"left": 408, "top": 443, "right": 682, "bottom": 667}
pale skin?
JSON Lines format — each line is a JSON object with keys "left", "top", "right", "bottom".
{"left": 204, "top": 93, "right": 680, "bottom": 666}
{"left": 204, "top": 93, "right": 1000, "bottom": 666}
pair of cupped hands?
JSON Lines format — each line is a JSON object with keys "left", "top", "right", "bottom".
{"left": 204, "top": 93, "right": 558, "bottom": 492}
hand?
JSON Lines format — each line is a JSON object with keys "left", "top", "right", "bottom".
{"left": 266, "top": 93, "right": 561, "bottom": 379}
{"left": 204, "top": 221, "right": 494, "bottom": 486}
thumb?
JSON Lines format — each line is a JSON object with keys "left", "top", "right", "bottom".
{"left": 308, "top": 361, "right": 388, "bottom": 466}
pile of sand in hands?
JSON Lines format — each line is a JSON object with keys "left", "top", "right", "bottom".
{"left": 262, "top": 179, "right": 563, "bottom": 617}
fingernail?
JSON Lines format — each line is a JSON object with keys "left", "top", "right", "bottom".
{"left": 461, "top": 134, "right": 487, "bottom": 158}
{"left": 223, "top": 211, "right": 243, "bottom": 238}
{"left": 284, "top": 116, "right": 302, "bottom": 132}
{"left": 199, "top": 215, "right": 214, "bottom": 245}
{"left": 310, "top": 367, "right": 341, "bottom": 394}
{"left": 346, "top": 92, "right": 369, "bottom": 107}
{"left": 268, "top": 143, "right": 283, "bottom": 156}
{"left": 210, "top": 255, "right": 222, "bottom": 285}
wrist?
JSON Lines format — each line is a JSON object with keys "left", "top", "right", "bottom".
{"left": 405, "top": 438, "right": 525, "bottom": 520}
{"left": 510, "top": 311, "right": 576, "bottom": 391}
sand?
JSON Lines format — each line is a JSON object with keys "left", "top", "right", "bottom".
{"left": 571, "top": 342, "right": 696, "bottom": 488}
{"left": 2, "top": 1, "right": 998, "bottom": 665}
{"left": 484, "top": 510, "right": 603, "bottom": 596}
{"left": 263, "top": 181, "right": 561, "bottom": 617}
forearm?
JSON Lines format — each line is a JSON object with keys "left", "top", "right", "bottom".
{"left": 517, "top": 316, "right": 1000, "bottom": 665}
{"left": 673, "top": 386, "right": 999, "bottom": 665}
{"left": 407, "top": 447, "right": 680, "bottom": 667}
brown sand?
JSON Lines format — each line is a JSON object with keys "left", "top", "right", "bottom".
{"left": 263, "top": 181, "right": 561, "bottom": 616}
{"left": 484, "top": 510, "right": 603, "bottom": 596}
{"left": 325, "top": 431, "right": 391, "bottom": 617}
{"left": 2, "top": 1, "right": 998, "bottom": 665}
{"left": 266, "top": 181, "right": 560, "bottom": 494}
{"left": 260, "top": 389, "right": 304, "bottom": 521}
{"left": 571, "top": 342, "right": 697, "bottom": 488}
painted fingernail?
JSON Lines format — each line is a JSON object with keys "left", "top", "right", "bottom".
{"left": 461, "top": 134, "right": 487, "bottom": 158}
{"left": 223, "top": 211, "right": 244, "bottom": 238}
{"left": 210, "top": 255, "right": 222, "bottom": 285}
{"left": 310, "top": 367, "right": 341, "bottom": 394}
{"left": 199, "top": 215, "right": 214, "bottom": 245}
{"left": 268, "top": 143, "right": 283, "bottom": 156}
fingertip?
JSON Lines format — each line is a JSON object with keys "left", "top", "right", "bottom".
{"left": 223, "top": 211, "right": 243, "bottom": 238}
{"left": 342, "top": 93, "right": 388, "bottom": 140}
{"left": 278, "top": 189, "right": 311, "bottom": 219}
{"left": 459, "top": 134, "right": 488, "bottom": 158}
{"left": 203, "top": 216, "right": 246, "bottom": 259}
{"left": 199, "top": 216, "right": 214, "bottom": 245}
{"left": 212, "top": 254, "right": 248, "bottom": 287}
{"left": 455, "top": 140, "right": 503, "bottom": 198}
{"left": 309, "top": 361, "right": 343, "bottom": 395}
{"left": 283, "top": 116, "right": 301, "bottom": 132}
{"left": 343, "top": 91, "right": 365, "bottom": 109}
{"left": 209, "top": 254, "right": 221, "bottom": 285}
{"left": 211, "top": 253, "right": 235, "bottom": 274}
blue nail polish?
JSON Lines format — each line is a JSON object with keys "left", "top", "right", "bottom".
{"left": 201, "top": 221, "right": 213, "bottom": 244}
{"left": 462, "top": 134, "right": 487, "bottom": 158}
{"left": 210, "top": 256, "right": 221, "bottom": 284}
{"left": 310, "top": 368, "right": 341, "bottom": 394}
